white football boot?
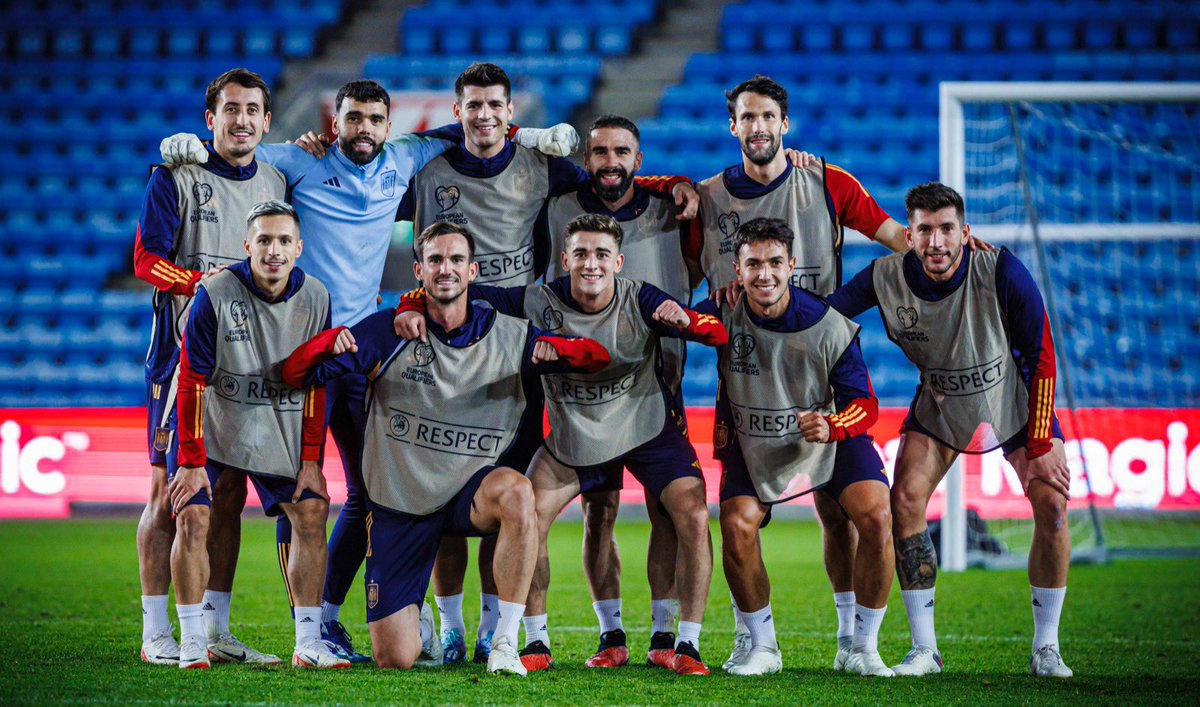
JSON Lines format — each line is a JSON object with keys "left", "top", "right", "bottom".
{"left": 487, "top": 634, "right": 528, "bottom": 677}
{"left": 179, "top": 634, "right": 211, "bottom": 670}
{"left": 208, "top": 632, "right": 283, "bottom": 665}
{"left": 891, "top": 645, "right": 944, "bottom": 676}
{"left": 414, "top": 602, "right": 443, "bottom": 667}
{"left": 140, "top": 629, "right": 180, "bottom": 665}
{"left": 292, "top": 639, "right": 352, "bottom": 669}
{"left": 833, "top": 637, "right": 853, "bottom": 671}
{"left": 721, "top": 626, "right": 753, "bottom": 671}
{"left": 847, "top": 649, "right": 895, "bottom": 677}
{"left": 1030, "top": 645, "right": 1073, "bottom": 678}
{"left": 726, "top": 645, "right": 782, "bottom": 676}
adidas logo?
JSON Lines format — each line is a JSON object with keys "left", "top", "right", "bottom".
{"left": 855, "top": 613, "right": 863, "bottom": 623}
{"left": 540, "top": 624, "right": 547, "bottom": 631}
{"left": 613, "top": 610, "right": 621, "bottom": 617}
{"left": 925, "top": 599, "right": 935, "bottom": 608}
{"left": 323, "top": 176, "right": 342, "bottom": 188}
{"left": 763, "top": 614, "right": 772, "bottom": 623}
{"left": 482, "top": 605, "right": 492, "bottom": 612}
{"left": 142, "top": 608, "right": 148, "bottom": 614}
{"left": 1032, "top": 598, "right": 1043, "bottom": 607}
{"left": 202, "top": 602, "right": 216, "bottom": 611}
{"left": 300, "top": 616, "right": 315, "bottom": 623}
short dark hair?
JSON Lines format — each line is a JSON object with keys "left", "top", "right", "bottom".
{"left": 589, "top": 114, "right": 640, "bottom": 143}
{"left": 414, "top": 221, "right": 476, "bottom": 260}
{"left": 565, "top": 213, "right": 624, "bottom": 249}
{"left": 205, "top": 68, "right": 271, "bottom": 114}
{"left": 905, "top": 182, "right": 965, "bottom": 224}
{"left": 725, "top": 75, "right": 788, "bottom": 119}
{"left": 732, "top": 217, "right": 794, "bottom": 258}
{"left": 455, "top": 62, "right": 511, "bottom": 102}
{"left": 246, "top": 200, "right": 299, "bottom": 230}
{"left": 335, "top": 80, "right": 391, "bottom": 114}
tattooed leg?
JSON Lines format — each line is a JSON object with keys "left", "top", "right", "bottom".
{"left": 895, "top": 530, "right": 938, "bottom": 591}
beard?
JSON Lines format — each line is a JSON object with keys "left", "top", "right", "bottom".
{"left": 590, "top": 167, "right": 635, "bottom": 202}
{"left": 741, "top": 132, "right": 780, "bottom": 166}
{"left": 339, "top": 134, "right": 383, "bottom": 165}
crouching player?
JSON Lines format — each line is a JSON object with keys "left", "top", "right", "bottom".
{"left": 168, "top": 201, "right": 346, "bottom": 669}
{"left": 395, "top": 213, "right": 728, "bottom": 675}
{"left": 281, "top": 222, "right": 610, "bottom": 675}
{"left": 696, "top": 218, "right": 895, "bottom": 676}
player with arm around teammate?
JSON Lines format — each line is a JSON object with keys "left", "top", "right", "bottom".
{"left": 828, "top": 182, "right": 1073, "bottom": 678}
{"left": 694, "top": 217, "right": 895, "bottom": 676}
{"left": 395, "top": 213, "right": 728, "bottom": 675}
{"left": 169, "top": 201, "right": 345, "bottom": 669}
{"left": 281, "top": 222, "right": 610, "bottom": 675}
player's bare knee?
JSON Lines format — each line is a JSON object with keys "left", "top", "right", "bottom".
{"left": 854, "top": 505, "right": 893, "bottom": 550}
{"left": 719, "top": 507, "right": 758, "bottom": 554}
{"left": 583, "top": 494, "right": 619, "bottom": 534}
{"left": 176, "top": 506, "right": 210, "bottom": 545}
{"left": 374, "top": 643, "right": 418, "bottom": 670}
{"left": 890, "top": 484, "right": 927, "bottom": 532}
{"left": 498, "top": 478, "right": 535, "bottom": 529}
{"left": 1029, "top": 484, "right": 1068, "bottom": 532}
{"left": 290, "top": 500, "right": 329, "bottom": 539}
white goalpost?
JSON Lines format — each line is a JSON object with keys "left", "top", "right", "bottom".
{"left": 938, "top": 82, "right": 1200, "bottom": 571}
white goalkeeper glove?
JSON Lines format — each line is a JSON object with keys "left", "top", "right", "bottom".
{"left": 159, "top": 133, "right": 208, "bottom": 165}
{"left": 513, "top": 123, "right": 579, "bottom": 157}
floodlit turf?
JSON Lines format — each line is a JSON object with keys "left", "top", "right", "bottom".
{"left": 1, "top": 517, "right": 1197, "bottom": 704}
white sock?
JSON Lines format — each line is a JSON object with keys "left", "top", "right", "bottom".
{"left": 834, "top": 591, "right": 856, "bottom": 649}
{"left": 852, "top": 604, "right": 887, "bottom": 653}
{"left": 650, "top": 598, "right": 679, "bottom": 634}
{"left": 523, "top": 614, "right": 549, "bottom": 648}
{"left": 435, "top": 593, "right": 466, "bottom": 635}
{"left": 295, "top": 607, "right": 321, "bottom": 647}
{"left": 202, "top": 590, "right": 231, "bottom": 640}
{"left": 478, "top": 593, "right": 500, "bottom": 637}
{"left": 141, "top": 595, "right": 170, "bottom": 641}
{"left": 419, "top": 603, "right": 434, "bottom": 645}
{"left": 901, "top": 588, "right": 938, "bottom": 652}
{"left": 1031, "top": 585, "right": 1066, "bottom": 651}
{"left": 496, "top": 600, "right": 525, "bottom": 646}
{"left": 676, "top": 620, "right": 701, "bottom": 651}
{"left": 320, "top": 600, "right": 341, "bottom": 626}
{"left": 731, "top": 592, "right": 747, "bottom": 633}
{"left": 176, "top": 603, "right": 205, "bottom": 644}
{"left": 740, "top": 604, "right": 778, "bottom": 649}
{"left": 593, "top": 598, "right": 623, "bottom": 634}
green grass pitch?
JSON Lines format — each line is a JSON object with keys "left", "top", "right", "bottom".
{"left": 1, "top": 517, "right": 1197, "bottom": 704}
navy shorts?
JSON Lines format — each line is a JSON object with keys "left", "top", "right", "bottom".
{"left": 568, "top": 412, "right": 701, "bottom": 505}
{"left": 363, "top": 465, "right": 495, "bottom": 623}
{"left": 901, "top": 405, "right": 1065, "bottom": 456}
{"left": 171, "top": 459, "right": 322, "bottom": 516}
{"left": 719, "top": 435, "right": 887, "bottom": 526}
{"left": 146, "top": 379, "right": 175, "bottom": 466}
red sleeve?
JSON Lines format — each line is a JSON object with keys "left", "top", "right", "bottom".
{"left": 684, "top": 310, "right": 728, "bottom": 346}
{"left": 536, "top": 336, "right": 611, "bottom": 373}
{"left": 176, "top": 336, "right": 208, "bottom": 468}
{"left": 634, "top": 175, "right": 690, "bottom": 197}
{"left": 1025, "top": 311, "right": 1058, "bottom": 459}
{"left": 395, "top": 287, "right": 427, "bottom": 315}
{"left": 824, "top": 396, "right": 879, "bottom": 443}
{"left": 281, "top": 327, "right": 349, "bottom": 388}
{"left": 134, "top": 226, "right": 203, "bottom": 295}
{"left": 682, "top": 216, "right": 704, "bottom": 264}
{"left": 825, "top": 164, "right": 890, "bottom": 239}
{"left": 301, "top": 385, "right": 326, "bottom": 462}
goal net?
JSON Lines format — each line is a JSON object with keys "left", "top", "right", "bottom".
{"left": 938, "top": 82, "right": 1200, "bottom": 570}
